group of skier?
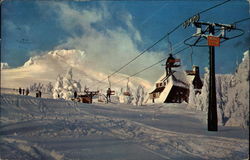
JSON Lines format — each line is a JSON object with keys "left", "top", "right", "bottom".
{"left": 18, "top": 87, "right": 29, "bottom": 96}
{"left": 18, "top": 87, "right": 42, "bottom": 98}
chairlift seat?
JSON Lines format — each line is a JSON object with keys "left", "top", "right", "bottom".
{"left": 168, "top": 59, "right": 180, "bottom": 63}
{"left": 98, "top": 99, "right": 105, "bottom": 102}
{"left": 168, "top": 59, "right": 181, "bottom": 68}
{"left": 111, "top": 90, "right": 115, "bottom": 95}
{"left": 123, "top": 91, "right": 131, "bottom": 96}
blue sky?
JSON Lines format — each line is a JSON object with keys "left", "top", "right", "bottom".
{"left": 1, "top": 0, "right": 250, "bottom": 78}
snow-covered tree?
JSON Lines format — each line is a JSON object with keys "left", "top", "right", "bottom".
{"left": 134, "top": 85, "right": 146, "bottom": 106}
{"left": 140, "top": 86, "right": 145, "bottom": 106}
{"left": 134, "top": 86, "right": 141, "bottom": 106}
{"left": 187, "top": 83, "right": 197, "bottom": 108}
{"left": 118, "top": 86, "right": 134, "bottom": 104}
{"left": 30, "top": 82, "right": 45, "bottom": 92}
{"left": 53, "top": 68, "right": 82, "bottom": 100}
{"left": 46, "top": 82, "right": 53, "bottom": 93}
{"left": 188, "top": 50, "right": 249, "bottom": 128}
{"left": 53, "top": 75, "right": 63, "bottom": 99}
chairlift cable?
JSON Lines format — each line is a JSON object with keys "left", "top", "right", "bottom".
{"left": 111, "top": 46, "right": 189, "bottom": 86}
{"left": 233, "top": 17, "right": 250, "bottom": 24}
{"left": 167, "top": 34, "right": 173, "bottom": 54}
{"left": 99, "top": 0, "right": 232, "bottom": 81}
{"left": 190, "top": 46, "right": 193, "bottom": 66}
{"left": 99, "top": 18, "right": 248, "bottom": 91}
{"left": 93, "top": 0, "right": 232, "bottom": 88}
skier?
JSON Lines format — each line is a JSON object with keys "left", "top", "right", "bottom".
{"left": 36, "top": 90, "right": 39, "bottom": 97}
{"left": 39, "top": 90, "right": 42, "bottom": 98}
{"left": 35, "top": 90, "right": 39, "bottom": 97}
{"left": 18, "top": 87, "right": 22, "bottom": 95}
{"left": 25, "top": 88, "right": 29, "bottom": 95}
{"left": 74, "top": 91, "right": 77, "bottom": 99}
{"left": 106, "top": 88, "right": 111, "bottom": 103}
{"left": 165, "top": 54, "right": 175, "bottom": 76}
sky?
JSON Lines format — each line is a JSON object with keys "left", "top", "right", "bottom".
{"left": 1, "top": 0, "right": 250, "bottom": 81}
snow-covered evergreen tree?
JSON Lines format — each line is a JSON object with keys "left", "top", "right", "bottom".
{"left": 134, "top": 85, "right": 146, "bottom": 106}
{"left": 53, "top": 68, "right": 82, "bottom": 100}
{"left": 53, "top": 75, "right": 63, "bottom": 99}
{"left": 46, "top": 82, "right": 53, "bottom": 93}
{"left": 30, "top": 82, "right": 45, "bottom": 92}
{"left": 140, "top": 86, "right": 145, "bottom": 106}
{"left": 134, "top": 86, "right": 141, "bottom": 106}
{"left": 187, "top": 83, "right": 197, "bottom": 108}
{"left": 188, "top": 50, "right": 249, "bottom": 128}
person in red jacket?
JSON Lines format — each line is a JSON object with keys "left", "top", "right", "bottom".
{"left": 165, "top": 54, "right": 175, "bottom": 76}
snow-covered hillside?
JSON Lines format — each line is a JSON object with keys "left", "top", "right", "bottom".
{"left": 189, "top": 50, "right": 249, "bottom": 128}
{"left": 0, "top": 94, "right": 248, "bottom": 159}
{"left": 1, "top": 49, "right": 152, "bottom": 94}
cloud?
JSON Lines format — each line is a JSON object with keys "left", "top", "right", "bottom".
{"left": 4, "top": 20, "right": 30, "bottom": 34}
{"left": 43, "top": 2, "right": 164, "bottom": 82}
{"left": 122, "top": 13, "right": 142, "bottom": 42}
{"left": 1, "top": 62, "right": 10, "bottom": 69}
{"left": 5, "top": 20, "right": 17, "bottom": 32}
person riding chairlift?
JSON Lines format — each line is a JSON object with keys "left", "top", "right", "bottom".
{"left": 165, "top": 54, "right": 175, "bottom": 77}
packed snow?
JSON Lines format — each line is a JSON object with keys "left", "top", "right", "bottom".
{"left": 0, "top": 94, "right": 249, "bottom": 159}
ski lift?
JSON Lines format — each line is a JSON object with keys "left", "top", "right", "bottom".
{"left": 107, "top": 76, "right": 115, "bottom": 95}
{"left": 123, "top": 77, "right": 131, "bottom": 96}
{"left": 167, "top": 34, "right": 173, "bottom": 54}
{"left": 166, "top": 34, "right": 181, "bottom": 67}
{"left": 168, "top": 59, "right": 181, "bottom": 67}
{"left": 190, "top": 46, "right": 193, "bottom": 66}
{"left": 108, "top": 76, "right": 111, "bottom": 89}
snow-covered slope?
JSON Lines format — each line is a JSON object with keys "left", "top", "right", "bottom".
{"left": 1, "top": 94, "right": 248, "bottom": 159}
{"left": 1, "top": 49, "right": 152, "bottom": 93}
{"left": 189, "top": 50, "right": 249, "bottom": 128}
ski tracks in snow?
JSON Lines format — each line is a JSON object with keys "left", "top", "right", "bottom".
{"left": 0, "top": 94, "right": 249, "bottom": 160}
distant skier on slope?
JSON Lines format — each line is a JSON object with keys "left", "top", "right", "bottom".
{"left": 26, "top": 88, "right": 29, "bottom": 95}
{"left": 18, "top": 87, "right": 22, "bottom": 95}
{"left": 106, "top": 88, "right": 111, "bottom": 103}
{"left": 165, "top": 54, "right": 175, "bottom": 76}
{"left": 74, "top": 91, "right": 77, "bottom": 98}
{"left": 38, "top": 90, "right": 42, "bottom": 98}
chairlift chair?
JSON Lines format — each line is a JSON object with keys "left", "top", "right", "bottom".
{"left": 168, "top": 59, "right": 181, "bottom": 67}
{"left": 123, "top": 78, "right": 131, "bottom": 96}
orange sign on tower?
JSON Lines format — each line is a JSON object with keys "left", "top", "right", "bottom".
{"left": 207, "top": 36, "right": 220, "bottom": 46}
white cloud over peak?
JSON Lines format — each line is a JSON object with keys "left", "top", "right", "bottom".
{"left": 41, "top": 2, "right": 164, "bottom": 82}
{"left": 1, "top": 62, "right": 10, "bottom": 70}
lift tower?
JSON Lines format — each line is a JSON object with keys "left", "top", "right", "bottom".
{"left": 183, "top": 15, "right": 241, "bottom": 131}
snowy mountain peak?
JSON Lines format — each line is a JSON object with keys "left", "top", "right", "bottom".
{"left": 23, "top": 57, "right": 37, "bottom": 67}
